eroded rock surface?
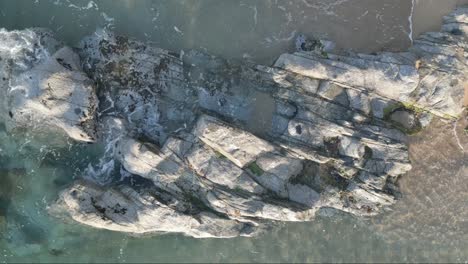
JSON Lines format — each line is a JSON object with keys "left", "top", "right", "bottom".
{"left": 55, "top": 7, "right": 467, "bottom": 238}
{"left": 2, "top": 7, "right": 466, "bottom": 238}
{"left": 0, "top": 29, "right": 98, "bottom": 146}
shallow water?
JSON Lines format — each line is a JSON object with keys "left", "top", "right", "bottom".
{"left": 0, "top": 0, "right": 468, "bottom": 263}
{"left": 0, "top": 0, "right": 427, "bottom": 64}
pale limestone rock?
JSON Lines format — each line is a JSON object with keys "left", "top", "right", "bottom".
{"left": 274, "top": 52, "right": 419, "bottom": 102}
{"left": 57, "top": 181, "right": 257, "bottom": 238}
{"left": 255, "top": 152, "right": 303, "bottom": 181}
{"left": 113, "top": 129, "right": 314, "bottom": 223}
{"left": 204, "top": 188, "right": 313, "bottom": 222}
{"left": 317, "top": 81, "right": 349, "bottom": 105}
{"left": 346, "top": 89, "right": 371, "bottom": 115}
{"left": 286, "top": 183, "right": 320, "bottom": 207}
{"left": 194, "top": 115, "right": 275, "bottom": 168}
{"left": 185, "top": 142, "right": 264, "bottom": 194}
{"left": 0, "top": 29, "right": 97, "bottom": 145}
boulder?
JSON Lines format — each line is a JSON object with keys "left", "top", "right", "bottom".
{"left": 57, "top": 180, "right": 257, "bottom": 238}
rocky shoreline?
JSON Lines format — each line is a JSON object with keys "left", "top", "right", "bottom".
{"left": 0, "top": 7, "right": 466, "bottom": 238}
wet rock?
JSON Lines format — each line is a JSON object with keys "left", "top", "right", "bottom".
{"left": 79, "top": 29, "right": 194, "bottom": 145}
{"left": 0, "top": 29, "right": 97, "bottom": 146}
{"left": 295, "top": 34, "right": 336, "bottom": 54}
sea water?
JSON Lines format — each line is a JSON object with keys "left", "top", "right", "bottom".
{"left": 0, "top": 0, "right": 467, "bottom": 262}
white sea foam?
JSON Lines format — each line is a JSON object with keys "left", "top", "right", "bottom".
{"left": 408, "top": 0, "right": 415, "bottom": 44}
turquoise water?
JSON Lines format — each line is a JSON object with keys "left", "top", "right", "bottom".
{"left": 2, "top": 117, "right": 468, "bottom": 263}
{"left": 0, "top": 0, "right": 416, "bottom": 64}
{"left": 1, "top": 1, "right": 468, "bottom": 263}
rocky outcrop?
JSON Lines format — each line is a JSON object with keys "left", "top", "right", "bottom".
{"left": 56, "top": 180, "right": 258, "bottom": 238}
{"left": 1, "top": 8, "right": 465, "bottom": 238}
{"left": 51, "top": 6, "right": 467, "bottom": 238}
{"left": 0, "top": 29, "right": 97, "bottom": 146}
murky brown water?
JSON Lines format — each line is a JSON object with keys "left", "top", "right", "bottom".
{"left": 377, "top": 111, "right": 468, "bottom": 241}
{"left": 413, "top": 0, "right": 468, "bottom": 39}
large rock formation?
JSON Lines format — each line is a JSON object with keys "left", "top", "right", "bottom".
{"left": 1, "top": 7, "right": 466, "bottom": 238}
